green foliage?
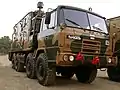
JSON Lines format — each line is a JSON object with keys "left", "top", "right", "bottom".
{"left": 0, "top": 36, "right": 11, "bottom": 54}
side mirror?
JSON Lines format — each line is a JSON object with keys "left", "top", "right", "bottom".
{"left": 45, "top": 12, "right": 51, "bottom": 24}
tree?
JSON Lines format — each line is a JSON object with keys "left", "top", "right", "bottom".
{"left": 0, "top": 36, "right": 11, "bottom": 54}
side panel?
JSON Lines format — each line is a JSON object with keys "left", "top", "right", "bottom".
{"left": 37, "top": 29, "right": 59, "bottom": 61}
{"left": 108, "top": 17, "right": 120, "bottom": 55}
{"left": 37, "top": 10, "right": 58, "bottom": 62}
{"left": 13, "top": 12, "right": 34, "bottom": 51}
{"left": 22, "top": 13, "right": 33, "bottom": 49}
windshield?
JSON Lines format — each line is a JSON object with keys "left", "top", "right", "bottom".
{"left": 59, "top": 8, "right": 108, "bottom": 33}
{"left": 60, "top": 9, "right": 90, "bottom": 29}
{"left": 88, "top": 13, "right": 108, "bottom": 33}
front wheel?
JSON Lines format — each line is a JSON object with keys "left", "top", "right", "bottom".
{"left": 75, "top": 66, "right": 97, "bottom": 83}
{"left": 107, "top": 67, "right": 120, "bottom": 81}
{"left": 36, "top": 53, "right": 56, "bottom": 86}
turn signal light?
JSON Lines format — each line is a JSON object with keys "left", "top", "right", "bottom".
{"left": 92, "top": 56, "right": 100, "bottom": 65}
{"left": 76, "top": 52, "right": 84, "bottom": 63}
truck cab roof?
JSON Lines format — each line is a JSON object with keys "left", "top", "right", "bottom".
{"left": 56, "top": 5, "right": 106, "bottom": 19}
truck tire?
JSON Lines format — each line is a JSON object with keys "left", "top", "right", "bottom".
{"left": 36, "top": 53, "right": 56, "bottom": 86}
{"left": 61, "top": 71, "right": 74, "bottom": 79}
{"left": 75, "top": 66, "right": 97, "bottom": 83}
{"left": 107, "top": 67, "right": 120, "bottom": 81}
{"left": 11, "top": 54, "right": 16, "bottom": 69}
{"left": 26, "top": 53, "right": 36, "bottom": 79}
{"left": 15, "top": 54, "right": 25, "bottom": 72}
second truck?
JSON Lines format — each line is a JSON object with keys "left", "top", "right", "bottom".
{"left": 8, "top": 2, "right": 117, "bottom": 86}
{"left": 107, "top": 16, "right": 120, "bottom": 81}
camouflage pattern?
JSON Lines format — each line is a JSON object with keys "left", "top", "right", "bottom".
{"left": 9, "top": 5, "right": 117, "bottom": 68}
{"left": 107, "top": 16, "right": 120, "bottom": 57}
{"left": 38, "top": 27, "right": 112, "bottom": 67}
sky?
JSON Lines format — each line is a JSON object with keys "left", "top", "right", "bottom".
{"left": 0, "top": 0, "right": 120, "bottom": 39}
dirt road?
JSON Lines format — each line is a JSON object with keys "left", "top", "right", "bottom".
{"left": 0, "top": 55, "right": 120, "bottom": 90}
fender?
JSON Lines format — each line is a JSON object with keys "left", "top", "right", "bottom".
{"left": 35, "top": 48, "right": 46, "bottom": 59}
{"left": 35, "top": 48, "right": 56, "bottom": 63}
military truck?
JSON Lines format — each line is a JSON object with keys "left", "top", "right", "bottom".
{"left": 107, "top": 16, "right": 120, "bottom": 81}
{"left": 8, "top": 2, "right": 117, "bottom": 86}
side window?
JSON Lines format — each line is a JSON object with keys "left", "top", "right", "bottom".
{"left": 40, "top": 17, "right": 47, "bottom": 32}
{"left": 49, "top": 11, "right": 57, "bottom": 28}
{"left": 40, "top": 11, "right": 57, "bottom": 32}
{"left": 42, "top": 18, "right": 47, "bottom": 30}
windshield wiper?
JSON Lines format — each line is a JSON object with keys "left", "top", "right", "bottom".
{"left": 65, "top": 19, "right": 106, "bottom": 34}
{"left": 92, "top": 25, "right": 102, "bottom": 31}
{"left": 65, "top": 19, "right": 83, "bottom": 29}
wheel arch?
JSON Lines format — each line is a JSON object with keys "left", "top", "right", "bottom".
{"left": 8, "top": 51, "right": 17, "bottom": 61}
{"left": 35, "top": 48, "right": 46, "bottom": 59}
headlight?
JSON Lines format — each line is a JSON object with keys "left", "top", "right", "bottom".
{"left": 63, "top": 55, "right": 68, "bottom": 61}
{"left": 108, "top": 58, "right": 112, "bottom": 63}
{"left": 69, "top": 56, "right": 74, "bottom": 61}
{"left": 105, "top": 40, "right": 109, "bottom": 45}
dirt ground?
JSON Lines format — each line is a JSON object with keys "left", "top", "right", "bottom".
{"left": 0, "top": 55, "right": 120, "bottom": 90}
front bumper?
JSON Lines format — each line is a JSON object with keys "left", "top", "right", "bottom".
{"left": 74, "top": 54, "right": 117, "bottom": 68}
{"left": 56, "top": 53, "right": 117, "bottom": 68}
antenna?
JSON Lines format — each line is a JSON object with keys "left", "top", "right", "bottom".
{"left": 88, "top": 7, "right": 92, "bottom": 11}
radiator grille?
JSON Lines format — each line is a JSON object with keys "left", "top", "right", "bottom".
{"left": 81, "top": 39, "right": 101, "bottom": 54}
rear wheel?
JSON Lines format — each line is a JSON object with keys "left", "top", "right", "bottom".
{"left": 36, "top": 53, "right": 56, "bottom": 86}
{"left": 26, "top": 53, "right": 36, "bottom": 79}
{"left": 15, "top": 54, "right": 25, "bottom": 72}
{"left": 75, "top": 66, "right": 97, "bottom": 83}
{"left": 11, "top": 54, "right": 16, "bottom": 69}
{"left": 107, "top": 67, "right": 120, "bottom": 81}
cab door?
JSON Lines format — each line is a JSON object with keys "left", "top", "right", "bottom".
{"left": 37, "top": 10, "right": 58, "bottom": 60}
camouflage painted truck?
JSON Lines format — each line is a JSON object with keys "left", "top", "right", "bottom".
{"left": 107, "top": 16, "right": 120, "bottom": 81}
{"left": 8, "top": 2, "right": 117, "bottom": 86}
